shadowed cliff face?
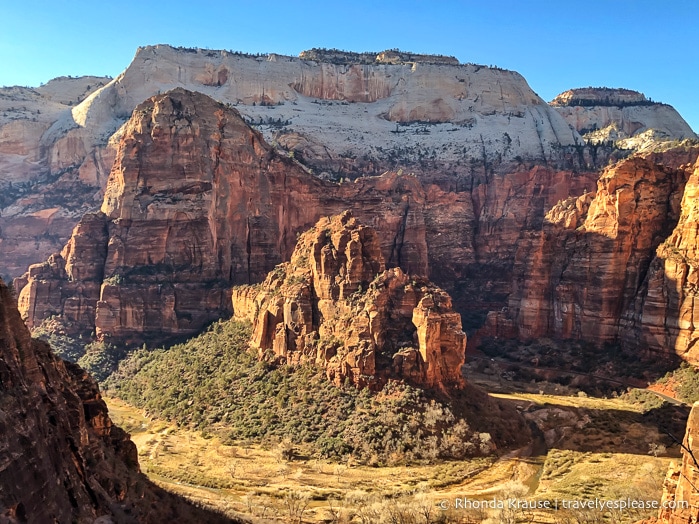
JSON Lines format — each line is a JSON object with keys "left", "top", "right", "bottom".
{"left": 480, "top": 148, "right": 699, "bottom": 361}
{"left": 232, "top": 211, "right": 466, "bottom": 391}
{"left": 628, "top": 155, "right": 699, "bottom": 363}
{"left": 0, "top": 277, "right": 235, "bottom": 523}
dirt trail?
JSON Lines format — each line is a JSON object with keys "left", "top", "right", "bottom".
{"left": 438, "top": 444, "right": 545, "bottom": 498}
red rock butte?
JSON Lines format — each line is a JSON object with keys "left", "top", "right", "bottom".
{"left": 232, "top": 211, "right": 467, "bottom": 391}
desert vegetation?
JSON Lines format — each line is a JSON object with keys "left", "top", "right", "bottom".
{"left": 105, "top": 319, "right": 493, "bottom": 465}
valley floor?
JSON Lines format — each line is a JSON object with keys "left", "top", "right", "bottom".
{"left": 105, "top": 376, "right": 678, "bottom": 524}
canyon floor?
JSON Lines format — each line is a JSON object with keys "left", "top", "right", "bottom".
{"left": 105, "top": 370, "right": 681, "bottom": 524}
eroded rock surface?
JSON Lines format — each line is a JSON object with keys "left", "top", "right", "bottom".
{"left": 646, "top": 402, "right": 699, "bottom": 523}
{"left": 0, "top": 276, "right": 234, "bottom": 523}
{"left": 481, "top": 147, "right": 699, "bottom": 360}
{"left": 232, "top": 212, "right": 466, "bottom": 390}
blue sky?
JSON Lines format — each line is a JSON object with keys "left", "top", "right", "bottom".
{"left": 1, "top": 0, "right": 697, "bottom": 131}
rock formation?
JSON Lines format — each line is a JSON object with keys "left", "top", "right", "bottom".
{"left": 481, "top": 146, "right": 699, "bottom": 361}
{"left": 644, "top": 402, "right": 699, "bottom": 523}
{"left": 623, "top": 153, "right": 699, "bottom": 363}
{"left": 232, "top": 211, "right": 466, "bottom": 390}
{"left": 551, "top": 87, "right": 696, "bottom": 148}
{"left": 16, "top": 89, "right": 447, "bottom": 346}
{"left": 1, "top": 43, "right": 597, "bottom": 281}
{"left": 15, "top": 84, "right": 699, "bottom": 370}
{"left": 17, "top": 87, "right": 611, "bottom": 352}
{"left": 0, "top": 276, "right": 234, "bottom": 523}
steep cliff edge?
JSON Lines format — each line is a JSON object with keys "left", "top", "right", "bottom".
{"left": 642, "top": 402, "right": 699, "bottom": 523}
{"left": 232, "top": 212, "right": 466, "bottom": 390}
{"left": 0, "top": 276, "right": 234, "bottom": 523}
{"left": 482, "top": 147, "right": 699, "bottom": 361}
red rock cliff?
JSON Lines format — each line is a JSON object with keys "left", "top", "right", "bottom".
{"left": 16, "top": 89, "right": 439, "bottom": 346}
{"left": 645, "top": 402, "right": 699, "bottom": 523}
{"left": 232, "top": 212, "right": 466, "bottom": 390}
{"left": 27, "top": 87, "right": 692, "bottom": 363}
{"left": 0, "top": 276, "right": 234, "bottom": 523}
{"left": 481, "top": 147, "right": 699, "bottom": 359}
{"left": 624, "top": 155, "right": 699, "bottom": 363}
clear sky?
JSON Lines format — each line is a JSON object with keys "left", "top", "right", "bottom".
{"left": 1, "top": 0, "right": 697, "bottom": 132}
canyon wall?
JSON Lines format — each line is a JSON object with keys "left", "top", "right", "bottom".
{"left": 622, "top": 154, "right": 699, "bottom": 363}
{"left": 16, "top": 90, "right": 442, "bottom": 346}
{"left": 0, "top": 44, "right": 597, "bottom": 281}
{"left": 12, "top": 84, "right": 699, "bottom": 363}
{"left": 482, "top": 147, "right": 699, "bottom": 361}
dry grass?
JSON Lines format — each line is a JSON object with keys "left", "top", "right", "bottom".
{"left": 105, "top": 390, "right": 675, "bottom": 524}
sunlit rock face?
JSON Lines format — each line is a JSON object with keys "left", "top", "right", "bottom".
{"left": 0, "top": 43, "right": 590, "bottom": 281}
{"left": 551, "top": 87, "right": 696, "bottom": 146}
{"left": 648, "top": 402, "right": 699, "bottom": 524}
{"left": 232, "top": 211, "right": 466, "bottom": 391}
{"left": 16, "top": 89, "right": 453, "bottom": 347}
{"left": 8, "top": 88, "right": 635, "bottom": 355}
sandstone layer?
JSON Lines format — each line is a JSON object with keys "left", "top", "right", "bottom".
{"left": 0, "top": 276, "right": 234, "bottom": 523}
{"left": 0, "top": 43, "right": 593, "bottom": 281}
{"left": 0, "top": 77, "right": 115, "bottom": 281}
{"left": 551, "top": 87, "right": 696, "bottom": 146}
{"left": 482, "top": 147, "right": 699, "bottom": 361}
{"left": 232, "top": 212, "right": 466, "bottom": 390}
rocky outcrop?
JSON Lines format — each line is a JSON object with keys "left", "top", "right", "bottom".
{"left": 551, "top": 87, "right": 696, "bottom": 146}
{"left": 648, "top": 402, "right": 699, "bottom": 523}
{"left": 0, "top": 276, "right": 234, "bottom": 523}
{"left": 482, "top": 147, "right": 699, "bottom": 359}
{"left": 232, "top": 212, "right": 466, "bottom": 390}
